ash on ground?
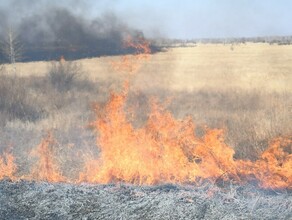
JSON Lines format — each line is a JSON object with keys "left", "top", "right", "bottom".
{"left": 0, "top": 179, "right": 291, "bottom": 220}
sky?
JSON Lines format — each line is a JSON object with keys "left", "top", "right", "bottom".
{"left": 1, "top": 0, "right": 292, "bottom": 39}
{"left": 88, "top": 0, "right": 292, "bottom": 39}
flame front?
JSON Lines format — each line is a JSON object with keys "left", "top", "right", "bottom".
{"left": 79, "top": 86, "right": 239, "bottom": 185}
{"left": 111, "top": 37, "right": 151, "bottom": 74}
{"left": 0, "top": 38, "right": 291, "bottom": 190}
{"left": 237, "top": 137, "right": 292, "bottom": 189}
{"left": 0, "top": 151, "right": 17, "bottom": 180}
{"left": 28, "top": 132, "right": 65, "bottom": 182}
{"left": 79, "top": 38, "right": 291, "bottom": 189}
{"left": 79, "top": 83, "right": 291, "bottom": 189}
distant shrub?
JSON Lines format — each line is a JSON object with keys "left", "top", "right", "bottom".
{"left": 0, "top": 74, "right": 43, "bottom": 124}
{"left": 47, "top": 61, "right": 82, "bottom": 92}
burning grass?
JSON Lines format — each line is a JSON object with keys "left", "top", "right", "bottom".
{"left": 28, "top": 132, "right": 66, "bottom": 182}
{"left": 79, "top": 83, "right": 291, "bottom": 189}
{"left": 1, "top": 90, "right": 291, "bottom": 189}
{"left": 0, "top": 39, "right": 291, "bottom": 219}
{"left": 0, "top": 151, "right": 16, "bottom": 180}
{"left": 0, "top": 39, "right": 291, "bottom": 191}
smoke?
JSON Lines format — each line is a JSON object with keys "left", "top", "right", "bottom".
{"left": 0, "top": 1, "right": 148, "bottom": 61}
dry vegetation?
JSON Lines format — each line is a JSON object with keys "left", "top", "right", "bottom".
{"left": 1, "top": 179, "right": 291, "bottom": 219}
{"left": 0, "top": 43, "right": 291, "bottom": 165}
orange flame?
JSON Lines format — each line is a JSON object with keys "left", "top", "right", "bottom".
{"left": 79, "top": 87, "right": 236, "bottom": 185}
{"left": 0, "top": 38, "right": 291, "bottom": 190}
{"left": 29, "top": 132, "right": 65, "bottom": 182}
{"left": 79, "top": 86, "right": 291, "bottom": 189}
{"left": 111, "top": 37, "right": 151, "bottom": 74}
{"left": 79, "top": 38, "right": 292, "bottom": 189}
{"left": 123, "top": 36, "right": 151, "bottom": 57}
{"left": 237, "top": 137, "right": 292, "bottom": 189}
{"left": 0, "top": 151, "right": 17, "bottom": 180}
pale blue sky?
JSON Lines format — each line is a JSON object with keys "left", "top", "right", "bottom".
{"left": 1, "top": 0, "right": 291, "bottom": 39}
{"left": 87, "top": 0, "right": 292, "bottom": 38}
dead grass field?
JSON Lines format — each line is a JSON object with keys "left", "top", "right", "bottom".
{"left": 0, "top": 43, "right": 291, "bottom": 164}
{"left": 5, "top": 43, "right": 292, "bottom": 91}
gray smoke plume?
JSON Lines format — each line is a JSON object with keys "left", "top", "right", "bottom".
{"left": 0, "top": 1, "right": 150, "bottom": 61}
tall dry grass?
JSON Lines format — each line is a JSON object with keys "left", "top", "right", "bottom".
{"left": 0, "top": 43, "right": 291, "bottom": 170}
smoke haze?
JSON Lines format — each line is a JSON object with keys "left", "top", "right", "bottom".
{"left": 0, "top": 0, "right": 146, "bottom": 61}
{"left": 0, "top": 0, "right": 291, "bottom": 61}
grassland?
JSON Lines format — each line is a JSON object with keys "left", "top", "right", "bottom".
{"left": 0, "top": 42, "right": 291, "bottom": 169}
{"left": 6, "top": 43, "right": 292, "bottom": 91}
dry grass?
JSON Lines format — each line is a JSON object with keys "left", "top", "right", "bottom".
{"left": 0, "top": 43, "right": 291, "bottom": 162}
{"left": 5, "top": 43, "right": 291, "bottom": 92}
{"left": 47, "top": 61, "right": 83, "bottom": 92}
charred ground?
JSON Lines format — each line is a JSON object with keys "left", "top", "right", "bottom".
{"left": 0, "top": 179, "right": 291, "bottom": 220}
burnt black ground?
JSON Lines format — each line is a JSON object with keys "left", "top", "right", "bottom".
{"left": 0, "top": 179, "right": 291, "bottom": 220}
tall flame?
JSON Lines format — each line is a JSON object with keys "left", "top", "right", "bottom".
{"left": 0, "top": 38, "right": 291, "bottom": 190}
{"left": 79, "top": 85, "right": 235, "bottom": 184}
{"left": 0, "top": 151, "right": 17, "bottom": 180}
{"left": 79, "top": 38, "right": 292, "bottom": 189}
{"left": 79, "top": 85, "right": 291, "bottom": 189}
{"left": 29, "top": 132, "right": 65, "bottom": 182}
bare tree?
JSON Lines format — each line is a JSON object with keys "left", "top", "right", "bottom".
{"left": 1, "top": 27, "right": 23, "bottom": 74}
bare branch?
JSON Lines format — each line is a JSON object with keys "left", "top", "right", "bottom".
{"left": 0, "top": 27, "right": 24, "bottom": 74}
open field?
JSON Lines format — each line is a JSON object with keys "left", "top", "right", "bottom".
{"left": 4, "top": 43, "right": 292, "bottom": 91}
{"left": 1, "top": 43, "right": 291, "bottom": 160}
{"left": 1, "top": 1, "right": 292, "bottom": 219}
{"left": 0, "top": 42, "right": 291, "bottom": 219}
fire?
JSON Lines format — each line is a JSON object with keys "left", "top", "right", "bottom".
{"left": 60, "top": 55, "right": 66, "bottom": 63}
{"left": 28, "top": 132, "right": 65, "bottom": 182}
{"left": 111, "top": 36, "right": 151, "bottom": 74}
{"left": 79, "top": 38, "right": 292, "bottom": 189}
{"left": 79, "top": 86, "right": 231, "bottom": 184}
{"left": 237, "top": 137, "right": 292, "bottom": 189}
{"left": 123, "top": 36, "right": 151, "bottom": 57}
{"left": 79, "top": 85, "right": 291, "bottom": 188}
{"left": 0, "top": 38, "right": 291, "bottom": 190}
{"left": 0, "top": 151, "right": 17, "bottom": 180}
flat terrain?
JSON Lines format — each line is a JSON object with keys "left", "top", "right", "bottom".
{"left": 0, "top": 42, "right": 291, "bottom": 220}
{"left": 0, "top": 42, "right": 291, "bottom": 167}
{"left": 1, "top": 179, "right": 291, "bottom": 220}
{"left": 4, "top": 43, "right": 292, "bottom": 92}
